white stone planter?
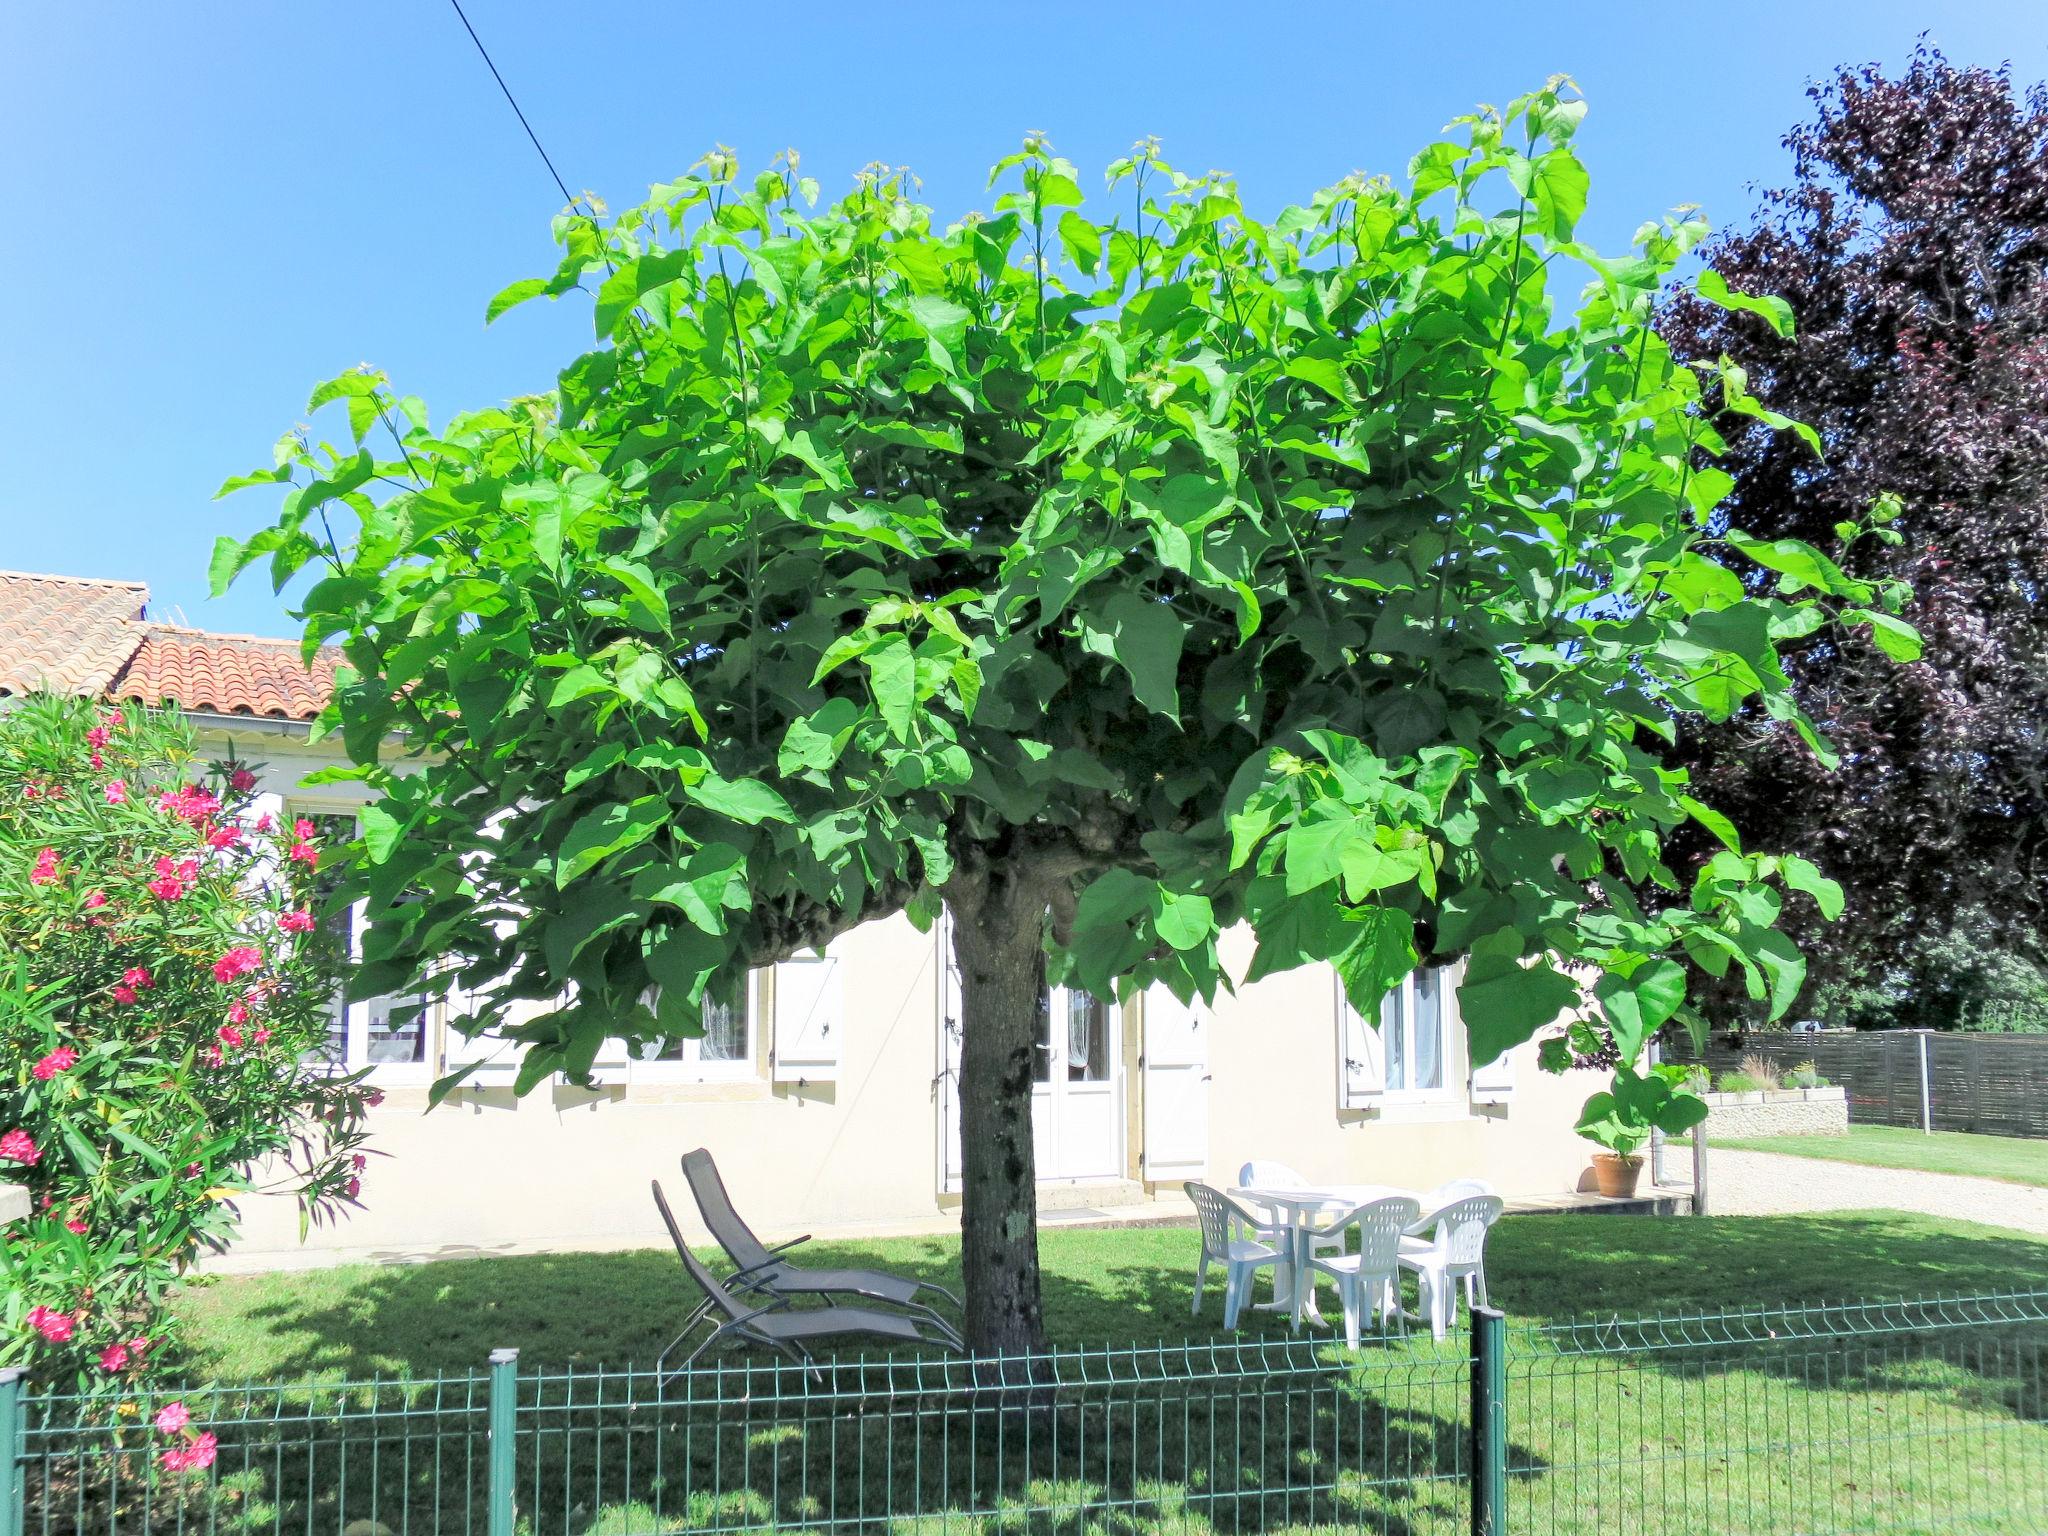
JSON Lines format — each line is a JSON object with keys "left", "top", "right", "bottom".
{"left": 1701, "top": 1085, "right": 1848, "bottom": 1138}
{"left": 0, "top": 1181, "right": 28, "bottom": 1225}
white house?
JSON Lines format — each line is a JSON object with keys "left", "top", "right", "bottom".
{"left": 2, "top": 569, "right": 1610, "bottom": 1268}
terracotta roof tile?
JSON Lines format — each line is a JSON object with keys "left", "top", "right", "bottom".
{"left": 0, "top": 570, "right": 338, "bottom": 722}
{"left": 111, "top": 627, "right": 340, "bottom": 722}
{"left": 0, "top": 570, "right": 149, "bottom": 698}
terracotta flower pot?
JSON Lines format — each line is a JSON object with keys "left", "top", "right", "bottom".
{"left": 1591, "top": 1152, "right": 1644, "bottom": 1198}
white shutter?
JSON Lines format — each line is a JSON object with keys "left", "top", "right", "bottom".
{"left": 1141, "top": 986, "right": 1209, "bottom": 1177}
{"left": 773, "top": 946, "right": 843, "bottom": 1084}
{"left": 1470, "top": 1037, "right": 1516, "bottom": 1104}
{"left": 937, "top": 914, "right": 965, "bottom": 1193}
{"left": 1335, "top": 967, "right": 1387, "bottom": 1110}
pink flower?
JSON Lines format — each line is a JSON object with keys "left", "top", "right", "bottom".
{"left": 146, "top": 877, "right": 184, "bottom": 902}
{"left": 33, "top": 1047, "right": 78, "bottom": 1079}
{"left": 185, "top": 1431, "right": 218, "bottom": 1470}
{"left": 129, "top": 1335, "right": 151, "bottom": 1354}
{"left": 98, "top": 1342, "right": 129, "bottom": 1372}
{"left": 365, "top": 1089, "right": 386, "bottom": 1108}
{"left": 65, "top": 1218, "right": 87, "bottom": 1235}
{"left": 207, "top": 825, "right": 241, "bottom": 851}
{"left": 230, "top": 768, "right": 257, "bottom": 792}
{"left": 0, "top": 1129, "right": 39, "bottom": 1166}
{"left": 293, "top": 818, "right": 316, "bottom": 840}
{"left": 183, "top": 1162, "right": 202, "bottom": 1179}
{"left": 154, "top": 1402, "right": 190, "bottom": 1434}
{"left": 88, "top": 751, "right": 104, "bottom": 771}
{"left": 123, "top": 967, "right": 153, "bottom": 990}
{"left": 202, "top": 1046, "right": 224, "bottom": 1068}
{"left": 30, "top": 847, "right": 59, "bottom": 886}
{"left": 256, "top": 812, "right": 275, "bottom": 833}
{"left": 352, "top": 1153, "right": 368, "bottom": 1171}
{"left": 251, "top": 1027, "right": 271, "bottom": 1045}
{"left": 86, "top": 725, "right": 110, "bottom": 750}
{"left": 103, "top": 779, "right": 128, "bottom": 805}
{"left": 218, "top": 1023, "right": 245, "bottom": 1050}
{"left": 226, "top": 1000, "right": 250, "bottom": 1025}
{"left": 288, "top": 841, "right": 318, "bottom": 866}
{"left": 279, "top": 909, "right": 315, "bottom": 934}
{"left": 26, "top": 1306, "right": 74, "bottom": 1343}
{"left": 345, "top": 1176, "right": 362, "bottom": 1199}
{"left": 84, "top": 890, "right": 107, "bottom": 909}
{"left": 111, "top": 985, "right": 138, "bottom": 1004}
{"left": 211, "top": 946, "right": 262, "bottom": 985}
{"left": 21, "top": 783, "right": 39, "bottom": 800}
{"left": 159, "top": 1447, "right": 190, "bottom": 1472}
{"left": 157, "top": 785, "right": 221, "bottom": 824}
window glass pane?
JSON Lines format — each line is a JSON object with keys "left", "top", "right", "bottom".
{"left": 1413, "top": 966, "right": 1445, "bottom": 1091}
{"left": 1032, "top": 987, "right": 1053, "bottom": 1083}
{"left": 307, "top": 819, "right": 354, "bottom": 1068}
{"left": 1066, "top": 992, "right": 1112, "bottom": 1082}
{"left": 700, "top": 992, "right": 747, "bottom": 1061}
{"left": 365, "top": 997, "right": 426, "bottom": 1064}
{"left": 1381, "top": 983, "right": 1409, "bottom": 1092}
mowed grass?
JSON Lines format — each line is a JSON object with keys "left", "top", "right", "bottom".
{"left": 1713, "top": 1123, "right": 2048, "bottom": 1189}
{"left": 172, "top": 1209, "right": 2048, "bottom": 1378}
{"left": 86, "top": 1213, "right": 2045, "bottom": 1536}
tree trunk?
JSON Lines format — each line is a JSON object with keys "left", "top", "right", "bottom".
{"left": 946, "top": 861, "right": 1052, "bottom": 1357}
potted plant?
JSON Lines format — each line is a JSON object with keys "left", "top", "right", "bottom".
{"left": 1572, "top": 1063, "right": 1710, "bottom": 1198}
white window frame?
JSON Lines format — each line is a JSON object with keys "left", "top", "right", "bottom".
{"left": 1380, "top": 964, "right": 1461, "bottom": 1105}
{"left": 627, "top": 974, "right": 763, "bottom": 1085}
{"left": 290, "top": 802, "right": 436, "bottom": 1086}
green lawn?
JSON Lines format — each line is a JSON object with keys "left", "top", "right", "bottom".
{"left": 171, "top": 1209, "right": 2048, "bottom": 1377}
{"left": 1713, "top": 1123, "right": 2048, "bottom": 1188}
{"left": 122, "top": 1211, "right": 2048, "bottom": 1536}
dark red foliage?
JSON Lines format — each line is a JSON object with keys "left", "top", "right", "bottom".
{"left": 1661, "top": 46, "right": 2048, "bottom": 1012}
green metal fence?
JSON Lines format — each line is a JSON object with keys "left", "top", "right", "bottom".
{"left": 4, "top": 1288, "right": 2045, "bottom": 1536}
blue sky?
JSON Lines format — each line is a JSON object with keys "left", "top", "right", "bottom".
{"left": 5, "top": 2, "right": 2046, "bottom": 637}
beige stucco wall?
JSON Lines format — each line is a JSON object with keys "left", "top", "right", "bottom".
{"left": 205, "top": 722, "right": 1608, "bottom": 1270}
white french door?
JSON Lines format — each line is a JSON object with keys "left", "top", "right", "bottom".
{"left": 936, "top": 917, "right": 1126, "bottom": 1191}
{"left": 1032, "top": 986, "right": 1124, "bottom": 1180}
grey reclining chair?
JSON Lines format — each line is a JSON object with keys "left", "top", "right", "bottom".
{"left": 652, "top": 1181, "right": 965, "bottom": 1377}
{"left": 681, "top": 1147, "right": 963, "bottom": 1316}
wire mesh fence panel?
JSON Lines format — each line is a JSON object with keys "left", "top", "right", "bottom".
{"left": 514, "top": 1340, "right": 1473, "bottom": 1536}
{"left": 1502, "top": 1293, "right": 2048, "bottom": 1535}
{"left": 16, "top": 1372, "right": 491, "bottom": 1536}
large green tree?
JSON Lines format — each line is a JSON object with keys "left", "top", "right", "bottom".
{"left": 219, "top": 83, "right": 1898, "bottom": 1351}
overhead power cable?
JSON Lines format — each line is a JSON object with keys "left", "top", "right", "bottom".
{"left": 444, "top": 0, "right": 582, "bottom": 212}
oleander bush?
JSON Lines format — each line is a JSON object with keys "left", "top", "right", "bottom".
{"left": 0, "top": 693, "right": 370, "bottom": 1415}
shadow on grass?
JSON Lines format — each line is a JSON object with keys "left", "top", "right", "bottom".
{"left": 131, "top": 1212, "right": 2048, "bottom": 1535}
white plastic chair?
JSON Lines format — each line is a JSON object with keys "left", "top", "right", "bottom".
{"left": 1414, "top": 1178, "right": 1495, "bottom": 1226}
{"left": 1397, "top": 1194, "right": 1504, "bottom": 1339}
{"left": 1303, "top": 1196, "right": 1420, "bottom": 1347}
{"left": 1184, "top": 1182, "right": 1284, "bottom": 1330}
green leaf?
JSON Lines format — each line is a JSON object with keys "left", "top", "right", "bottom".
{"left": 1697, "top": 268, "right": 1795, "bottom": 339}
{"left": 1679, "top": 795, "right": 1743, "bottom": 856}
{"left": 358, "top": 804, "right": 404, "bottom": 865}
{"left": 1082, "top": 591, "right": 1185, "bottom": 719}
{"left": 486, "top": 277, "right": 548, "bottom": 324}
{"left": 556, "top": 797, "right": 667, "bottom": 887}
{"left": 1846, "top": 608, "right": 1924, "bottom": 663}
{"left": 689, "top": 775, "right": 795, "bottom": 826}
{"left": 863, "top": 632, "right": 918, "bottom": 742}
{"left": 1458, "top": 931, "right": 1580, "bottom": 1067}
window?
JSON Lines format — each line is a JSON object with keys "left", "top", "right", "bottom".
{"left": 631, "top": 981, "right": 760, "bottom": 1081}
{"left": 298, "top": 808, "right": 432, "bottom": 1080}
{"left": 1381, "top": 965, "right": 1451, "bottom": 1099}
{"left": 1035, "top": 987, "right": 1113, "bottom": 1084}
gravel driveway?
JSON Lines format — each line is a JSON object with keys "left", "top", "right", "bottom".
{"left": 1666, "top": 1143, "right": 2048, "bottom": 1237}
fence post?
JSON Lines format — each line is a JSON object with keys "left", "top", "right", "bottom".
{"left": 0, "top": 1367, "right": 23, "bottom": 1536}
{"left": 1470, "top": 1306, "right": 1506, "bottom": 1536}
{"left": 1918, "top": 1030, "right": 1934, "bottom": 1135}
{"left": 1691, "top": 1120, "right": 1709, "bottom": 1216}
{"left": 487, "top": 1348, "right": 518, "bottom": 1536}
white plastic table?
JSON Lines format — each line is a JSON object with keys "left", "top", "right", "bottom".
{"left": 1228, "top": 1183, "right": 1421, "bottom": 1330}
